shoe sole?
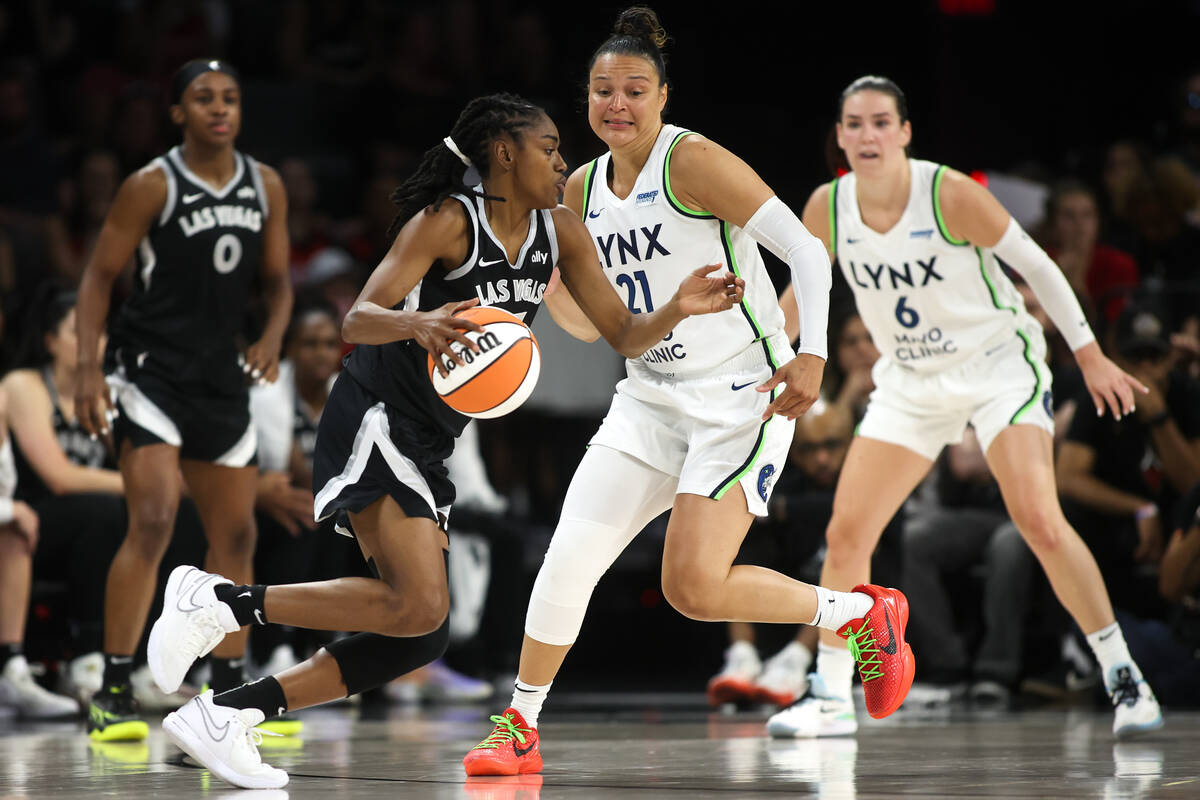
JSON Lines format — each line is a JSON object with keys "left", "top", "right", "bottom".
{"left": 257, "top": 719, "right": 304, "bottom": 736}
{"left": 707, "top": 678, "right": 756, "bottom": 706}
{"left": 88, "top": 719, "right": 149, "bottom": 742}
{"left": 753, "top": 686, "right": 801, "bottom": 708}
{"left": 1115, "top": 714, "right": 1164, "bottom": 740}
{"left": 766, "top": 717, "right": 858, "bottom": 739}
{"left": 463, "top": 754, "right": 543, "bottom": 777}
{"left": 163, "top": 710, "right": 288, "bottom": 789}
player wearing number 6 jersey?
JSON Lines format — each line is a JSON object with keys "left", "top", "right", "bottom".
{"left": 767, "top": 75, "right": 1162, "bottom": 741}
{"left": 465, "top": 8, "right": 916, "bottom": 778}
{"left": 74, "top": 60, "right": 292, "bottom": 742}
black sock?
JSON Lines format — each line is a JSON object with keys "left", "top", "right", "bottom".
{"left": 214, "top": 583, "right": 268, "bottom": 627}
{"left": 213, "top": 676, "right": 288, "bottom": 719}
{"left": 101, "top": 654, "right": 133, "bottom": 690}
{"left": 209, "top": 656, "right": 247, "bottom": 694}
{"left": 0, "top": 643, "right": 20, "bottom": 671}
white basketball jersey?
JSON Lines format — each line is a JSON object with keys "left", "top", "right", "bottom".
{"left": 833, "top": 159, "right": 1041, "bottom": 373}
{"left": 580, "top": 124, "right": 787, "bottom": 377}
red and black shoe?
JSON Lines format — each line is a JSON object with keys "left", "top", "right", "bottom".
{"left": 463, "top": 708, "right": 542, "bottom": 776}
{"left": 836, "top": 584, "right": 916, "bottom": 719}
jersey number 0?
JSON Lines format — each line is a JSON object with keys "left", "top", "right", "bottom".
{"left": 213, "top": 233, "right": 243, "bottom": 274}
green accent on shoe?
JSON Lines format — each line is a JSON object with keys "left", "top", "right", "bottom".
{"left": 87, "top": 702, "right": 149, "bottom": 742}
{"left": 257, "top": 717, "right": 303, "bottom": 736}
{"left": 471, "top": 713, "right": 530, "bottom": 751}
{"left": 843, "top": 621, "right": 884, "bottom": 683}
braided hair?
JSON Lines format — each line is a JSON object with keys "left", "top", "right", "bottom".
{"left": 587, "top": 6, "right": 670, "bottom": 86}
{"left": 387, "top": 93, "right": 546, "bottom": 241}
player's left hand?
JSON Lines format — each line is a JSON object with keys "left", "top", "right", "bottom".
{"left": 243, "top": 336, "right": 283, "bottom": 385}
{"left": 674, "top": 264, "right": 744, "bottom": 316}
{"left": 1075, "top": 341, "right": 1147, "bottom": 420}
{"left": 758, "top": 353, "right": 825, "bottom": 420}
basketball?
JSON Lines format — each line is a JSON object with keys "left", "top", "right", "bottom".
{"left": 426, "top": 306, "right": 541, "bottom": 419}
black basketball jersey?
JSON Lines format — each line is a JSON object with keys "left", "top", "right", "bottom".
{"left": 107, "top": 145, "right": 268, "bottom": 392}
{"left": 344, "top": 192, "right": 558, "bottom": 437}
{"left": 14, "top": 367, "right": 111, "bottom": 505}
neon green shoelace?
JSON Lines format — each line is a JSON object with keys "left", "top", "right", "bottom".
{"left": 843, "top": 621, "right": 883, "bottom": 682}
{"left": 471, "top": 714, "right": 529, "bottom": 751}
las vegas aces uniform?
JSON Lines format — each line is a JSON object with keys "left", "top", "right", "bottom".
{"left": 578, "top": 124, "right": 795, "bottom": 515}
{"left": 832, "top": 159, "right": 1055, "bottom": 460}
{"left": 313, "top": 192, "right": 554, "bottom": 533}
{"left": 106, "top": 146, "right": 267, "bottom": 465}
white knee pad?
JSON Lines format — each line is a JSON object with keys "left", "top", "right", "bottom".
{"left": 524, "top": 517, "right": 631, "bottom": 646}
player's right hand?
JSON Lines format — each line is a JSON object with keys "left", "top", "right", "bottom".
{"left": 75, "top": 363, "right": 115, "bottom": 447}
{"left": 413, "top": 298, "right": 486, "bottom": 377}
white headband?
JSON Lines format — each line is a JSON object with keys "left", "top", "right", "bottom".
{"left": 443, "top": 136, "right": 472, "bottom": 167}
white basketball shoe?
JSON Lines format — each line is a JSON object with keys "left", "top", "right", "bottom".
{"left": 163, "top": 690, "right": 287, "bottom": 789}
{"left": 1107, "top": 665, "right": 1163, "bottom": 739}
{"left": 149, "top": 565, "right": 241, "bottom": 693}
{"left": 0, "top": 655, "right": 79, "bottom": 719}
{"left": 766, "top": 674, "right": 858, "bottom": 738}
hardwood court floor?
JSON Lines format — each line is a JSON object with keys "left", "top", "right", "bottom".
{"left": 1, "top": 698, "right": 1196, "bottom": 798}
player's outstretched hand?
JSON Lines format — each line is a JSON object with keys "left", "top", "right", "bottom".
{"left": 414, "top": 298, "right": 485, "bottom": 377}
{"left": 674, "top": 265, "right": 744, "bottom": 316}
{"left": 758, "top": 353, "right": 825, "bottom": 420}
{"left": 1075, "top": 341, "right": 1147, "bottom": 420}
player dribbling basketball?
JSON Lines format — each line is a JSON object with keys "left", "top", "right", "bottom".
{"left": 143, "top": 92, "right": 745, "bottom": 790}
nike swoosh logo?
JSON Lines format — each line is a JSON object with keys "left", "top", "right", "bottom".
{"left": 731, "top": 381, "right": 755, "bottom": 391}
{"left": 587, "top": 210, "right": 602, "bottom": 218}
{"left": 178, "top": 570, "right": 215, "bottom": 612}
{"left": 984, "top": 343, "right": 1006, "bottom": 357}
{"left": 1098, "top": 630, "right": 1115, "bottom": 641}
{"left": 513, "top": 740, "right": 536, "bottom": 757}
{"left": 846, "top": 237, "right": 861, "bottom": 244}
{"left": 479, "top": 258, "right": 504, "bottom": 267}
{"left": 182, "top": 192, "right": 204, "bottom": 204}
{"left": 880, "top": 605, "right": 898, "bottom": 655}
{"left": 238, "top": 590, "right": 252, "bottom": 598}
{"left": 194, "top": 696, "right": 231, "bottom": 741}
{"left": 253, "top": 609, "right": 265, "bottom": 625}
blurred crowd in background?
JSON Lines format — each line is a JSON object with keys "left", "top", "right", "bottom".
{"left": 0, "top": 0, "right": 1198, "bottom": 717}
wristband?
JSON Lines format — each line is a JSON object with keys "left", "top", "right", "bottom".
{"left": 0, "top": 497, "right": 12, "bottom": 526}
{"left": 1146, "top": 410, "right": 1170, "bottom": 428}
{"left": 1134, "top": 503, "right": 1158, "bottom": 522}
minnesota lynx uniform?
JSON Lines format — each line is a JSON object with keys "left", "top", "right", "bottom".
{"left": 833, "top": 159, "right": 1054, "bottom": 459}
{"left": 579, "top": 125, "right": 794, "bottom": 514}
{"left": 315, "top": 192, "right": 555, "bottom": 531}
{"left": 105, "top": 146, "right": 268, "bottom": 465}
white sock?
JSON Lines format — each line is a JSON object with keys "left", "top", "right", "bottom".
{"left": 816, "top": 642, "right": 855, "bottom": 700}
{"left": 808, "top": 585, "right": 874, "bottom": 632}
{"left": 1085, "top": 623, "right": 1138, "bottom": 689}
{"left": 510, "top": 679, "right": 551, "bottom": 728}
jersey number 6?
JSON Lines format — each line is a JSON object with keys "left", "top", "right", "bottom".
{"left": 894, "top": 296, "right": 920, "bottom": 329}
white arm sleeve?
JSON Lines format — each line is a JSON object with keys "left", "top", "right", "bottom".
{"left": 991, "top": 218, "right": 1095, "bottom": 352}
{"left": 0, "top": 438, "right": 15, "bottom": 524}
{"left": 742, "top": 196, "right": 832, "bottom": 360}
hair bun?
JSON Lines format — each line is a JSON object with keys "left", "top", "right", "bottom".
{"left": 613, "top": 6, "right": 668, "bottom": 49}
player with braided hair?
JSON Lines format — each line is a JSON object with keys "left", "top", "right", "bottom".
{"left": 144, "top": 91, "right": 745, "bottom": 790}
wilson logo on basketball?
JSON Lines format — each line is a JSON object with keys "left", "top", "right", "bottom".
{"left": 427, "top": 306, "right": 541, "bottom": 419}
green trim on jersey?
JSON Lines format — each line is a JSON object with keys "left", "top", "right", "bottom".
{"left": 581, "top": 160, "right": 598, "bottom": 220}
{"left": 711, "top": 417, "right": 771, "bottom": 501}
{"left": 664, "top": 130, "right": 714, "bottom": 219}
{"left": 975, "top": 247, "right": 1043, "bottom": 424}
{"left": 710, "top": 219, "right": 779, "bottom": 501}
{"left": 932, "top": 165, "right": 969, "bottom": 246}
{"left": 1010, "top": 328, "right": 1044, "bottom": 424}
{"left": 829, "top": 178, "right": 840, "bottom": 257}
{"left": 721, "top": 220, "right": 781, "bottom": 371}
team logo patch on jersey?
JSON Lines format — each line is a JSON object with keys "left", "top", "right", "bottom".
{"left": 636, "top": 189, "right": 659, "bottom": 207}
{"left": 756, "top": 464, "right": 776, "bottom": 501}
{"left": 1042, "top": 389, "right": 1053, "bottom": 417}
{"left": 909, "top": 228, "right": 934, "bottom": 239}
{"left": 237, "top": 186, "right": 257, "bottom": 199}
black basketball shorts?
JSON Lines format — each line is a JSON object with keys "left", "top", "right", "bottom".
{"left": 107, "top": 363, "right": 255, "bottom": 466}
{"left": 313, "top": 372, "right": 455, "bottom": 534}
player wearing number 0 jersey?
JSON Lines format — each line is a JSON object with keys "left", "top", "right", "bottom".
{"left": 767, "top": 75, "right": 1161, "bottom": 742}
{"left": 75, "top": 59, "right": 293, "bottom": 743}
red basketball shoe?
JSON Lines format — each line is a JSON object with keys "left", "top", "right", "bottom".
{"left": 836, "top": 584, "right": 915, "bottom": 719}
{"left": 463, "top": 708, "right": 542, "bottom": 776}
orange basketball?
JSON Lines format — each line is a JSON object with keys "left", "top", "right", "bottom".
{"left": 426, "top": 306, "right": 541, "bottom": 419}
